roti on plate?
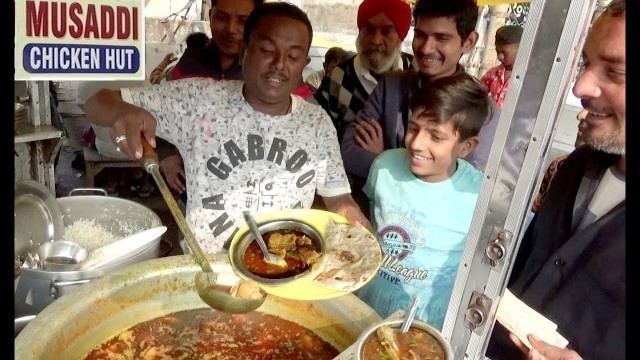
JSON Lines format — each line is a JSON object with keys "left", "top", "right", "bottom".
{"left": 311, "top": 220, "right": 381, "bottom": 292}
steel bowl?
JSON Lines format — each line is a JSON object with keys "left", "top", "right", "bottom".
{"left": 38, "top": 241, "right": 88, "bottom": 272}
{"left": 354, "top": 318, "right": 453, "bottom": 360}
{"left": 229, "top": 219, "right": 323, "bottom": 286}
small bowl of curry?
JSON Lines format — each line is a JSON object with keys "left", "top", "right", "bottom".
{"left": 355, "top": 318, "right": 453, "bottom": 360}
{"left": 229, "top": 220, "right": 323, "bottom": 286}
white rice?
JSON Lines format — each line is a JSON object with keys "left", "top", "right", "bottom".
{"left": 63, "top": 219, "right": 117, "bottom": 251}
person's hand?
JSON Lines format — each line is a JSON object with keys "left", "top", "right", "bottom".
{"left": 160, "top": 153, "right": 186, "bottom": 193}
{"left": 163, "top": 53, "right": 177, "bottom": 64}
{"left": 322, "top": 194, "right": 371, "bottom": 230}
{"left": 354, "top": 119, "right": 384, "bottom": 155}
{"left": 509, "top": 333, "right": 582, "bottom": 360}
{"left": 108, "top": 103, "right": 157, "bottom": 160}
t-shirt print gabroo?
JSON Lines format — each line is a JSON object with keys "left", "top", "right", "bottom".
{"left": 121, "top": 79, "right": 350, "bottom": 253}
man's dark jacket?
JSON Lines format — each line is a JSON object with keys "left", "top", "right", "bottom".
{"left": 488, "top": 146, "right": 625, "bottom": 359}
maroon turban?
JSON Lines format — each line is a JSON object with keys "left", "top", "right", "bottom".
{"left": 357, "top": 0, "right": 412, "bottom": 41}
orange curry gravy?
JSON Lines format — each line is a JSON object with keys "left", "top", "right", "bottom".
{"left": 83, "top": 308, "right": 338, "bottom": 359}
{"left": 362, "top": 327, "right": 445, "bottom": 360}
{"left": 244, "top": 229, "right": 318, "bottom": 279}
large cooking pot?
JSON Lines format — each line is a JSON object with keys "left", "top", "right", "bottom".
{"left": 14, "top": 190, "right": 163, "bottom": 318}
{"left": 15, "top": 254, "right": 382, "bottom": 359}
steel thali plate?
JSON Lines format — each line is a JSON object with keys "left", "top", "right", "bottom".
{"left": 14, "top": 180, "right": 64, "bottom": 262}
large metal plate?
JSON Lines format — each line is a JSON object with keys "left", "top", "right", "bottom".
{"left": 14, "top": 180, "right": 64, "bottom": 261}
{"left": 229, "top": 209, "right": 382, "bottom": 300}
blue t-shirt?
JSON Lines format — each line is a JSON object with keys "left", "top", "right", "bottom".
{"left": 357, "top": 149, "right": 483, "bottom": 329}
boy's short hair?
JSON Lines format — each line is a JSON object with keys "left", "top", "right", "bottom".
{"left": 410, "top": 73, "right": 489, "bottom": 141}
{"left": 243, "top": 2, "right": 313, "bottom": 50}
{"left": 211, "top": 0, "right": 264, "bottom": 7}
{"left": 495, "top": 25, "right": 523, "bottom": 46}
{"left": 185, "top": 32, "right": 209, "bottom": 49}
{"left": 413, "top": 0, "right": 479, "bottom": 41}
{"left": 325, "top": 47, "right": 350, "bottom": 65}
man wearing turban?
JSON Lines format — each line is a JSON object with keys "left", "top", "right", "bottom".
{"left": 339, "top": 0, "right": 502, "bottom": 217}
{"left": 315, "top": 0, "right": 414, "bottom": 141}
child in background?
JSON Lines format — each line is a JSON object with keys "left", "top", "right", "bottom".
{"left": 357, "top": 73, "right": 489, "bottom": 329}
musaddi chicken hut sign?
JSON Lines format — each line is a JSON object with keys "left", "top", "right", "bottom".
{"left": 15, "top": 0, "right": 145, "bottom": 80}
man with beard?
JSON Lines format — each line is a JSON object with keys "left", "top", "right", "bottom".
{"left": 315, "top": 0, "right": 413, "bottom": 141}
{"left": 84, "top": 2, "right": 370, "bottom": 254}
{"left": 158, "top": 0, "right": 263, "bottom": 208}
{"left": 487, "top": 1, "right": 626, "bottom": 358}
{"left": 481, "top": 25, "right": 523, "bottom": 108}
{"left": 341, "top": 0, "right": 500, "bottom": 214}
{"left": 341, "top": 0, "right": 500, "bottom": 182}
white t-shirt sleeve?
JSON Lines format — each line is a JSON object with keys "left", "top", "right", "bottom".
{"left": 312, "top": 109, "right": 351, "bottom": 197}
{"left": 120, "top": 78, "right": 212, "bottom": 149}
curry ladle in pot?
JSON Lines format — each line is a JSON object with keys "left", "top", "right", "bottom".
{"left": 243, "top": 211, "right": 288, "bottom": 267}
{"left": 139, "top": 138, "right": 266, "bottom": 313}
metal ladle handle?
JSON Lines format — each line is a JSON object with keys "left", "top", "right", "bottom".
{"left": 140, "top": 137, "right": 213, "bottom": 273}
{"left": 243, "top": 211, "right": 269, "bottom": 255}
{"left": 401, "top": 295, "right": 420, "bottom": 333}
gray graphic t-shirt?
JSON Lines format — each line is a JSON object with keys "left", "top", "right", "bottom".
{"left": 121, "top": 79, "right": 350, "bottom": 253}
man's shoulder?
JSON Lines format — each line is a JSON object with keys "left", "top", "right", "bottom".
{"left": 562, "top": 146, "right": 620, "bottom": 173}
{"left": 483, "top": 65, "right": 501, "bottom": 77}
{"left": 170, "top": 78, "right": 241, "bottom": 103}
{"left": 329, "top": 56, "right": 357, "bottom": 78}
{"left": 296, "top": 98, "right": 333, "bottom": 119}
{"left": 381, "top": 69, "right": 412, "bottom": 85}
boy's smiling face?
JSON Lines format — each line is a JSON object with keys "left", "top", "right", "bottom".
{"left": 404, "top": 111, "right": 478, "bottom": 183}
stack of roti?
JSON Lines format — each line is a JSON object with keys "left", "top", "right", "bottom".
{"left": 496, "top": 289, "right": 569, "bottom": 349}
{"left": 311, "top": 220, "right": 382, "bottom": 292}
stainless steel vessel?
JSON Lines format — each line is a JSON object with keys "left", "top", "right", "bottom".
{"left": 15, "top": 254, "right": 381, "bottom": 359}
{"left": 15, "top": 191, "right": 163, "bottom": 319}
{"left": 354, "top": 318, "right": 453, "bottom": 360}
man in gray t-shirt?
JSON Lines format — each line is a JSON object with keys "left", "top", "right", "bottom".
{"left": 84, "top": 3, "right": 369, "bottom": 253}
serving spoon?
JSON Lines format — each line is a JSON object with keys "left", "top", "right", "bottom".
{"left": 243, "top": 211, "right": 288, "bottom": 267}
{"left": 401, "top": 294, "right": 420, "bottom": 333}
{"left": 140, "top": 138, "right": 266, "bottom": 313}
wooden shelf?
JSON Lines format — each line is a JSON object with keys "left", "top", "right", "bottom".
{"left": 14, "top": 124, "right": 63, "bottom": 144}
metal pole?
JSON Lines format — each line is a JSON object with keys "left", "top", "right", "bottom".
{"left": 440, "top": 0, "right": 598, "bottom": 358}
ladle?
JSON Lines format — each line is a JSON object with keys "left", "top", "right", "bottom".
{"left": 242, "top": 211, "right": 288, "bottom": 267}
{"left": 140, "top": 138, "right": 266, "bottom": 313}
{"left": 401, "top": 294, "right": 420, "bottom": 333}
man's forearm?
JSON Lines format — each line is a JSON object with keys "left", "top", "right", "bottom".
{"left": 322, "top": 193, "right": 370, "bottom": 229}
{"left": 84, "top": 89, "right": 128, "bottom": 127}
{"left": 322, "top": 193, "right": 353, "bottom": 212}
{"left": 156, "top": 137, "right": 180, "bottom": 161}
{"left": 341, "top": 123, "right": 377, "bottom": 178}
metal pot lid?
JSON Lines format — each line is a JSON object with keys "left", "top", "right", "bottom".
{"left": 14, "top": 180, "right": 64, "bottom": 262}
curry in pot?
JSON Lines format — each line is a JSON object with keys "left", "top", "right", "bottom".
{"left": 362, "top": 325, "right": 445, "bottom": 360}
{"left": 83, "top": 308, "right": 338, "bottom": 359}
{"left": 244, "top": 229, "right": 321, "bottom": 279}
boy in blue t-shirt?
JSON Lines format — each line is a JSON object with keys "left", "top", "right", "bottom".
{"left": 357, "top": 73, "right": 489, "bottom": 329}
